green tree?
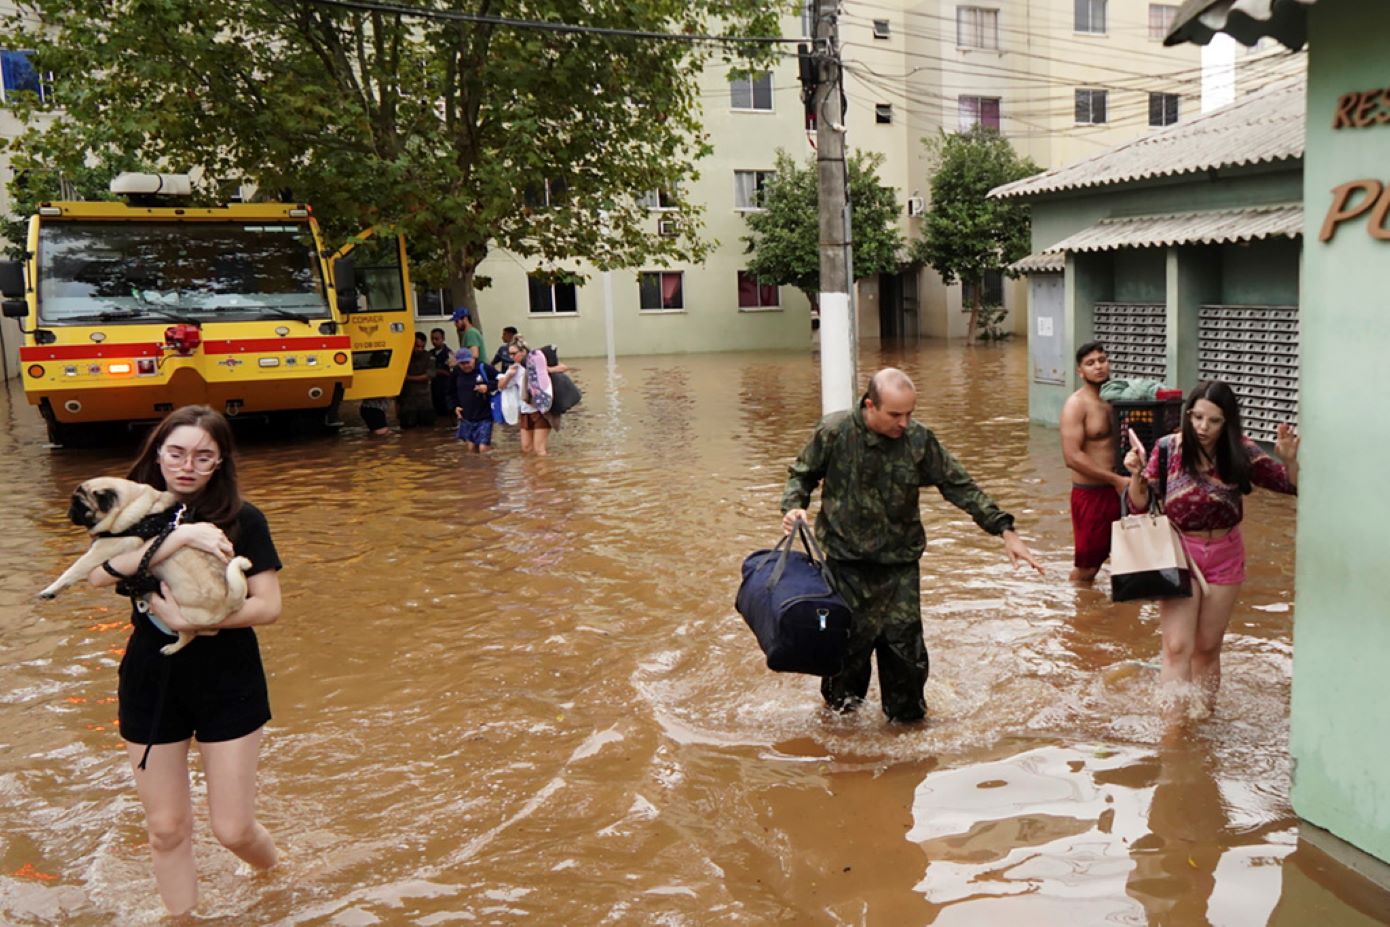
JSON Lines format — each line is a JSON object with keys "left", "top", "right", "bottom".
{"left": 1, "top": 0, "right": 786, "bottom": 320}
{"left": 741, "top": 148, "right": 904, "bottom": 310}
{"left": 911, "top": 126, "right": 1039, "bottom": 345}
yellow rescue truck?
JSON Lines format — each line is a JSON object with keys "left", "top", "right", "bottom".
{"left": 0, "top": 172, "right": 415, "bottom": 444}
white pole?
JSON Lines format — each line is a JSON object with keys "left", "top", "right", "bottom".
{"left": 603, "top": 268, "right": 615, "bottom": 369}
{"left": 819, "top": 292, "right": 853, "bottom": 413}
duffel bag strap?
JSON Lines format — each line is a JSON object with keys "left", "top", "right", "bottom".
{"left": 795, "top": 518, "right": 839, "bottom": 591}
{"left": 765, "top": 526, "right": 799, "bottom": 588}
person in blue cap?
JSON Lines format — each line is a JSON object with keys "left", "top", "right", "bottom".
{"left": 447, "top": 348, "right": 497, "bottom": 453}
{"left": 452, "top": 307, "right": 485, "bottom": 361}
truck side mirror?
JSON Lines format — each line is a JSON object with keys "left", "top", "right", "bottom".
{"left": 0, "top": 261, "right": 25, "bottom": 299}
{"left": 2, "top": 298, "right": 28, "bottom": 318}
{"left": 333, "top": 257, "right": 357, "bottom": 314}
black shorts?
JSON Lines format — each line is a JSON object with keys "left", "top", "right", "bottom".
{"left": 118, "top": 616, "right": 271, "bottom": 745}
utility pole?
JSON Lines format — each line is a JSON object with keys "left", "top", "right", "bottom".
{"left": 813, "top": 0, "right": 855, "bottom": 414}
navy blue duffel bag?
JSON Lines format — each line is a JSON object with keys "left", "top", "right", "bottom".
{"left": 735, "top": 519, "right": 852, "bottom": 676}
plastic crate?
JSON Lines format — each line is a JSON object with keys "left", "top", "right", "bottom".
{"left": 1110, "top": 398, "right": 1184, "bottom": 475}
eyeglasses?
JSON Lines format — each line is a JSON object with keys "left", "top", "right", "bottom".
{"left": 159, "top": 446, "right": 222, "bottom": 473}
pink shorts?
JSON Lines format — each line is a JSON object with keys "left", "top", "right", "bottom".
{"left": 1179, "top": 526, "right": 1245, "bottom": 586}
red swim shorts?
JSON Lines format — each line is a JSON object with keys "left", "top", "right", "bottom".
{"left": 1071, "top": 484, "right": 1121, "bottom": 570}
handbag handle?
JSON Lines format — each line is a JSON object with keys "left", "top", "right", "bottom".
{"left": 1121, "top": 441, "right": 1168, "bottom": 518}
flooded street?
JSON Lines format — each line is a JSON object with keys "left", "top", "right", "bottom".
{"left": 2, "top": 340, "right": 1387, "bottom": 926}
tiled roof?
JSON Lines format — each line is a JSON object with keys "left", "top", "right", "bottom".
{"left": 1164, "top": 0, "right": 1318, "bottom": 51}
{"left": 991, "top": 78, "right": 1304, "bottom": 201}
{"left": 1041, "top": 203, "right": 1302, "bottom": 253}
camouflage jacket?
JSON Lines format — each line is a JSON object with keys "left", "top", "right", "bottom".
{"left": 781, "top": 405, "right": 1015, "bottom": 564}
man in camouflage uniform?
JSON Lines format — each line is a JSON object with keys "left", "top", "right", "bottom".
{"left": 782, "top": 368, "right": 1043, "bottom": 722}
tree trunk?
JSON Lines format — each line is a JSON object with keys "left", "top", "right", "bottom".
{"left": 446, "top": 263, "right": 482, "bottom": 349}
{"left": 966, "top": 278, "right": 981, "bottom": 346}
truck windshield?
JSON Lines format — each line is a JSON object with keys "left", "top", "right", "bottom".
{"left": 36, "top": 220, "right": 329, "bottom": 323}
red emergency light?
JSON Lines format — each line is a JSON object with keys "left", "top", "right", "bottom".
{"left": 163, "top": 323, "right": 202, "bottom": 356}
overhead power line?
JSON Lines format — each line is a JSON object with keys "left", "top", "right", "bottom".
{"left": 296, "top": 0, "right": 807, "bottom": 47}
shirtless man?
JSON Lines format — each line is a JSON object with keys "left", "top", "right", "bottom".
{"left": 1060, "top": 342, "right": 1129, "bottom": 582}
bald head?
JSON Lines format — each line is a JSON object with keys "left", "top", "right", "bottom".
{"left": 866, "top": 368, "right": 916, "bottom": 406}
{"left": 863, "top": 368, "right": 917, "bottom": 439}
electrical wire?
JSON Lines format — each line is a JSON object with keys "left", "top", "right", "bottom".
{"left": 838, "top": 3, "right": 1300, "bottom": 87}
{"left": 295, "top": 0, "right": 807, "bottom": 47}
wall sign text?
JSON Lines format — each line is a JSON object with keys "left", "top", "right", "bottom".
{"left": 1320, "top": 179, "right": 1390, "bottom": 241}
{"left": 1333, "top": 89, "right": 1390, "bottom": 129}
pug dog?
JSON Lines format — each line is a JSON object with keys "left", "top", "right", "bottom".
{"left": 40, "top": 477, "right": 252, "bottom": 656}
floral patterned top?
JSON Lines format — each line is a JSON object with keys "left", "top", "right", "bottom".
{"left": 1143, "top": 434, "right": 1297, "bottom": 533}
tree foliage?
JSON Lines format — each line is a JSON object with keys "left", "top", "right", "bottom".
{"left": 1, "top": 0, "right": 786, "bottom": 317}
{"left": 911, "top": 126, "right": 1039, "bottom": 343}
{"left": 741, "top": 148, "right": 904, "bottom": 306}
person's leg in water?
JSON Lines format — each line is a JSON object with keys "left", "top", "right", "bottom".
{"left": 125, "top": 739, "right": 198, "bottom": 915}
{"left": 1190, "top": 583, "right": 1240, "bottom": 711}
{"left": 1157, "top": 590, "right": 1202, "bottom": 720}
{"left": 518, "top": 415, "right": 535, "bottom": 453}
{"left": 820, "top": 561, "right": 920, "bottom": 717}
{"left": 200, "top": 728, "right": 278, "bottom": 871}
{"left": 874, "top": 564, "right": 928, "bottom": 722}
{"left": 532, "top": 414, "right": 551, "bottom": 456}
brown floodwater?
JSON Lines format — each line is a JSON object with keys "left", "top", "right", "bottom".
{"left": 2, "top": 340, "right": 1388, "bottom": 926}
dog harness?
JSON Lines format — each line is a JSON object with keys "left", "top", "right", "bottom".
{"left": 100, "top": 503, "right": 187, "bottom": 770}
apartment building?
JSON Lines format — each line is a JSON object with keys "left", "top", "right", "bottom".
{"left": 466, "top": 1, "right": 1213, "bottom": 356}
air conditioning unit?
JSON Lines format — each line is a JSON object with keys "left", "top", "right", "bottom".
{"left": 906, "top": 195, "right": 925, "bottom": 217}
{"left": 658, "top": 217, "right": 679, "bottom": 237}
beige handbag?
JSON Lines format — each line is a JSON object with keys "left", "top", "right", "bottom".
{"left": 1110, "top": 444, "right": 1206, "bottom": 602}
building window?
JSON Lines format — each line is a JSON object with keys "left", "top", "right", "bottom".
{"left": 1148, "top": 3, "right": 1178, "bottom": 40}
{"left": 639, "top": 271, "right": 684, "bottom": 311}
{"left": 415, "top": 287, "right": 450, "bottom": 319}
{"left": 1075, "top": 89, "right": 1107, "bottom": 125}
{"left": 638, "top": 187, "right": 679, "bottom": 210}
{"left": 737, "top": 272, "right": 780, "bottom": 309}
{"left": 1149, "top": 92, "right": 1179, "bottom": 127}
{"left": 956, "top": 7, "right": 999, "bottom": 49}
{"left": 958, "top": 95, "right": 1001, "bottom": 132}
{"left": 730, "top": 71, "right": 773, "bottom": 111}
{"left": 875, "top": 103, "right": 893, "bottom": 124}
{"left": 0, "top": 49, "right": 54, "bottom": 103}
{"left": 528, "top": 276, "right": 578, "bottom": 314}
{"left": 523, "top": 178, "right": 567, "bottom": 209}
{"left": 1074, "top": 0, "right": 1106, "bottom": 34}
{"left": 872, "top": 19, "right": 891, "bottom": 39}
{"left": 734, "top": 170, "right": 773, "bottom": 210}
{"left": 962, "top": 270, "right": 1005, "bottom": 309}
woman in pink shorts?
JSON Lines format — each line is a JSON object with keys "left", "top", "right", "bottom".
{"left": 1124, "top": 380, "right": 1299, "bottom": 712}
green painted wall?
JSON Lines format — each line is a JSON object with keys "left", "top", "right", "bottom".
{"left": 1167, "top": 247, "right": 1221, "bottom": 390}
{"left": 1290, "top": 0, "right": 1390, "bottom": 866}
{"left": 1113, "top": 248, "right": 1166, "bottom": 303}
{"left": 1220, "top": 239, "right": 1301, "bottom": 306}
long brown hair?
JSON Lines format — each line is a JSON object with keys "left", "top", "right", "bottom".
{"left": 128, "top": 405, "right": 243, "bottom": 532}
{"left": 1180, "top": 380, "right": 1251, "bottom": 494}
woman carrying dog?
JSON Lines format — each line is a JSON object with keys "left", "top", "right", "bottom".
{"left": 1124, "top": 380, "right": 1298, "bottom": 717}
{"left": 85, "top": 404, "right": 281, "bottom": 915}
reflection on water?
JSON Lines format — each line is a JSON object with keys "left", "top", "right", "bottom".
{"left": 1, "top": 341, "right": 1387, "bottom": 925}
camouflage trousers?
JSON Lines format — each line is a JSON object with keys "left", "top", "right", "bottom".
{"left": 820, "top": 560, "right": 928, "bottom": 722}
